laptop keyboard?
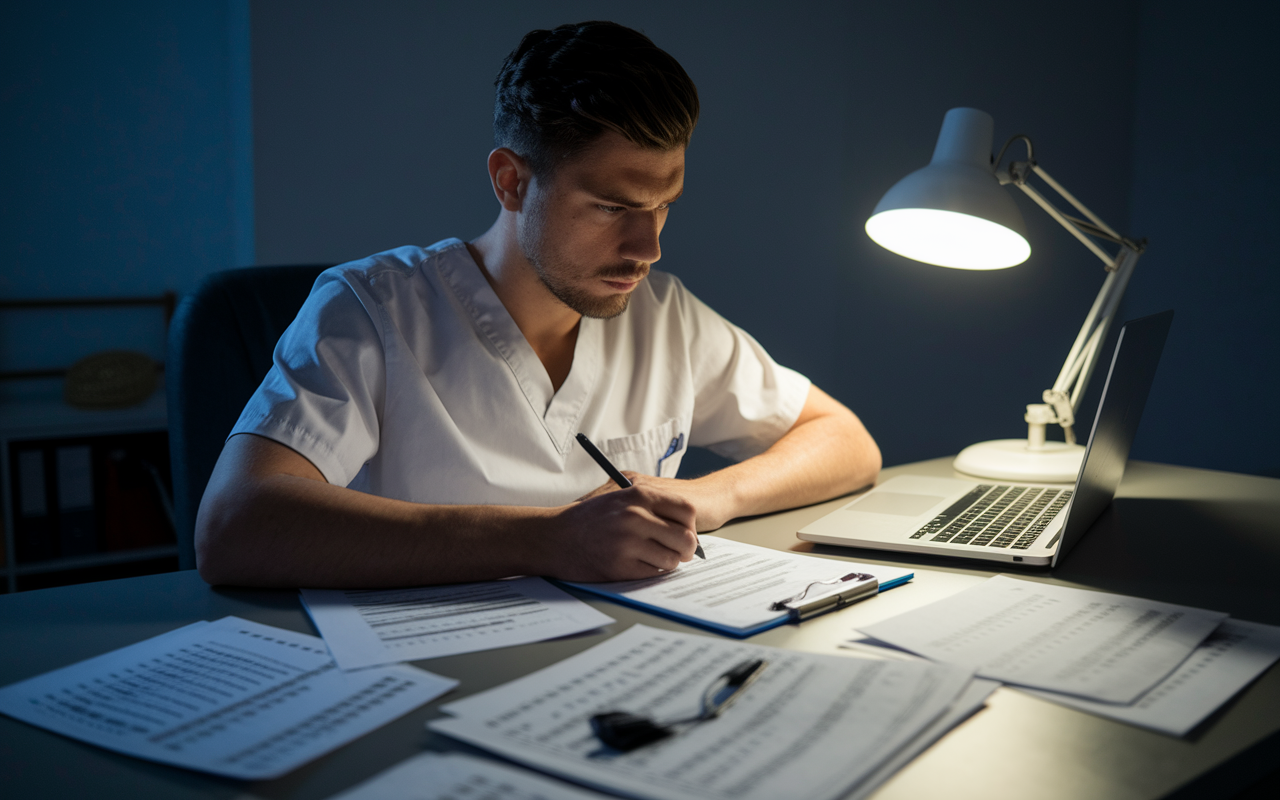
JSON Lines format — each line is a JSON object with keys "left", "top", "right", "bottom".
{"left": 909, "top": 484, "right": 1073, "bottom": 550}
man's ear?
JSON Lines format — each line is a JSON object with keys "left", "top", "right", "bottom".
{"left": 488, "top": 147, "right": 531, "bottom": 212}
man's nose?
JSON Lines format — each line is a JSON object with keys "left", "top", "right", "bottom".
{"left": 619, "top": 210, "right": 662, "bottom": 265}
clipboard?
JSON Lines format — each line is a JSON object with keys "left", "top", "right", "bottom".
{"left": 559, "top": 538, "right": 912, "bottom": 637}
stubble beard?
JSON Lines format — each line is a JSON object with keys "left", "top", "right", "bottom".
{"left": 518, "top": 196, "right": 646, "bottom": 320}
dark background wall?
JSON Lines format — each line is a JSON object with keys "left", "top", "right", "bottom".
{"left": 1, "top": 1, "right": 252, "bottom": 395}
{"left": 5, "top": 1, "right": 1277, "bottom": 477}
{"left": 1122, "top": 2, "right": 1280, "bottom": 477}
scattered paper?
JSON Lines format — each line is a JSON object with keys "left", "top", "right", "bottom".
{"left": 429, "top": 623, "right": 974, "bottom": 800}
{"left": 1023, "top": 619, "right": 1280, "bottom": 735}
{"left": 327, "top": 751, "right": 614, "bottom": 800}
{"left": 858, "top": 575, "right": 1227, "bottom": 703}
{"left": 301, "top": 577, "right": 614, "bottom": 670}
{"left": 0, "top": 617, "right": 457, "bottom": 779}
{"left": 563, "top": 536, "right": 913, "bottom": 636}
{"left": 844, "top": 676, "right": 1001, "bottom": 800}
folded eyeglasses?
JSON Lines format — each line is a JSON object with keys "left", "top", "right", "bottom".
{"left": 589, "top": 658, "right": 768, "bottom": 752}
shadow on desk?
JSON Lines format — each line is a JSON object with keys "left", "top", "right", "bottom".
{"left": 1054, "top": 497, "right": 1280, "bottom": 625}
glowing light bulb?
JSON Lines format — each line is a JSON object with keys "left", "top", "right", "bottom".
{"left": 866, "top": 208, "right": 1031, "bottom": 270}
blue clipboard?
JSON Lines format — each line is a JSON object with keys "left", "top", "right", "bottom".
{"left": 557, "top": 571, "right": 913, "bottom": 638}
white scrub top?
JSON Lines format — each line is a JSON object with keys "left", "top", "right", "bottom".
{"left": 231, "top": 239, "right": 811, "bottom": 507}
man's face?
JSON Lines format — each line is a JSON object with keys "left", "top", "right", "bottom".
{"left": 516, "top": 131, "right": 685, "bottom": 319}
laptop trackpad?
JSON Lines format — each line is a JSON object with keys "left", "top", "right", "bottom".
{"left": 847, "top": 492, "right": 945, "bottom": 516}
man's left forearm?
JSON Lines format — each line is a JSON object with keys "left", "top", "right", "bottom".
{"left": 687, "top": 384, "right": 881, "bottom": 529}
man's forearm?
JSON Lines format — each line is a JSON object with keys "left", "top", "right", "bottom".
{"left": 676, "top": 386, "right": 881, "bottom": 529}
{"left": 196, "top": 472, "right": 554, "bottom": 588}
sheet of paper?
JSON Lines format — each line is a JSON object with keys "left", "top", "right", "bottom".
{"left": 562, "top": 536, "right": 913, "bottom": 635}
{"left": 300, "top": 577, "right": 615, "bottom": 670}
{"left": 0, "top": 616, "right": 457, "bottom": 779}
{"left": 845, "top": 676, "right": 1001, "bottom": 800}
{"left": 834, "top": 637, "right": 1000, "bottom": 798}
{"left": 858, "top": 575, "right": 1227, "bottom": 703}
{"left": 1023, "top": 619, "right": 1280, "bottom": 736}
{"left": 328, "top": 752, "right": 614, "bottom": 800}
{"left": 429, "top": 623, "right": 974, "bottom": 800}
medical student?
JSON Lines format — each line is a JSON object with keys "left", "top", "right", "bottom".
{"left": 195, "top": 21, "right": 881, "bottom": 588}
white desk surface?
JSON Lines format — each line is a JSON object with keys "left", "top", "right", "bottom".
{"left": 1, "top": 457, "right": 1277, "bottom": 799}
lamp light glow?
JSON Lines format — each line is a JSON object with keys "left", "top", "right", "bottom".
{"left": 866, "top": 208, "right": 1031, "bottom": 269}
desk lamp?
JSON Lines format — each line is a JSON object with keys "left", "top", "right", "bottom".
{"left": 866, "top": 108, "right": 1146, "bottom": 482}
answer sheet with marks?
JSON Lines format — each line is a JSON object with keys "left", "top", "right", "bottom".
{"left": 562, "top": 535, "right": 914, "bottom": 636}
{"left": 858, "top": 575, "right": 1228, "bottom": 703}
{"left": 301, "top": 577, "right": 615, "bottom": 670}
{"left": 0, "top": 617, "right": 457, "bottom": 779}
{"left": 429, "top": 623, "right": 976, "bottom": 800}
{"left": 1022, "top": 618, "right": 1280, "bottom": 735}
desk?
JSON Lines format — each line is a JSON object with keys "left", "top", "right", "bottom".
{"left": 2, "top": 458, "right": 1278, "bottom": 800}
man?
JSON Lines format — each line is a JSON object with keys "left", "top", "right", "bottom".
{"left": 196, "top": 21, "right": 880, "bottom": 588}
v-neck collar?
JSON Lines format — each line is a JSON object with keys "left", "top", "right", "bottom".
{"left": 434, "top": 241, "right": 600, "bottom": 455}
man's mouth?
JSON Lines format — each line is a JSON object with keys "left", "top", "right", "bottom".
{"left": 602, "top": 277, "right": 642, "bottom": 290}
{"left": 598, "top": 266, "right": 648, "bottom": 291}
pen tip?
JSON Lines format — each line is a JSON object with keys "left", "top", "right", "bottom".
{"left": 695, "top": 545, "right": 706, "bottom": 560}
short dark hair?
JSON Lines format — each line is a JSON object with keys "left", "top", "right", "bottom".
{"left": 494, "top": 21, "right": 700, "bottom": 175}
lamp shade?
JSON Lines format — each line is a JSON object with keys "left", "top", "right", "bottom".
{"left": 866, "top": 108, "right": 1030, "bottom": 269}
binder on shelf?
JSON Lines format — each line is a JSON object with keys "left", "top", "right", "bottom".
{"left": 5, "top": 431, "right": 175, "bottom": 568}
{"left": 56, "top": 446, "right": 98, "bottom": 557}
{"left": 13, "top": 447, "right": 58, "bottom": 563}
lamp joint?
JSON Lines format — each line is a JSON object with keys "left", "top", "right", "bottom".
{"left": 1007, "top": 160, "right": 1035, "bottom": 186}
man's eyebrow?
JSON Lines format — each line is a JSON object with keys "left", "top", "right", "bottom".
{"left": 590, "top": 189, "right": 684, "bottom": 208}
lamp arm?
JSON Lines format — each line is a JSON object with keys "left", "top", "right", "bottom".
{"left": 997, "top": 141, "right": 1142, "bottom": 261}
{"left": 1057, "top": 245, "right": 1141, "bottom": 403}
{"left": 1031, "top": 164, "right": 1123, "bottom": 242}
{"left": 1035, "top": 242, "right": 1141, "bottom": 444}
{"left": 1013, "top": 181, "right": 1117, "bottom": 267}
{"left": 995, "top": 140, "right": 1147, "bottom": 446}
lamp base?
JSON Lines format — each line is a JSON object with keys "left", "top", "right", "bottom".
{"left": 953, "top": 439, "right": 1084, "bottom": 483}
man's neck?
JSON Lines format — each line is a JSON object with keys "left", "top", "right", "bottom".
{"left": 468, "top": 224, "right": 581, "bottom": 392}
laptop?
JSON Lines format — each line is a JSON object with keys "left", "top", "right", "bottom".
{"left": 798, "top": 310, "right": 1173, "bottom": 567}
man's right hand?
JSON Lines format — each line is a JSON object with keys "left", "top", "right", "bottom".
{"left": 544, "top": 485, "right": 699, "bottom": 582}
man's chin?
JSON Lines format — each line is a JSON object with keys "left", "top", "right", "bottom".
{"left": 535, "top": 267, "right": 637, "bottom": 319}
{"left": 577, "top": 293, "right": 631, "bottom": 320}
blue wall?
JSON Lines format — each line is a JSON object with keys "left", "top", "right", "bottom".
{"left": 0, "top": 1, "right": 252, "bottom": 388}
{"left": 1121, "top": 0, "right": 1280, "bottom": 477}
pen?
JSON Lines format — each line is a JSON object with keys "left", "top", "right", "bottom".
{"left": 575, "top": 432, "right": 705, "bottom": 560}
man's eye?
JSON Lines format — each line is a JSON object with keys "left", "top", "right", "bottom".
{"left": 598, "top": 205, "right": 625, "bottom": 214}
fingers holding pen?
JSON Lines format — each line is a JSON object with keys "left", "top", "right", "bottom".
{"left": 552, "top": 484, "right": 700, "bottom": 581}
{"left": 569, "top": 434, "right": 701, "bottom": 578}
{"left": 601, "top": 484, "right": 699, "bottom": 562}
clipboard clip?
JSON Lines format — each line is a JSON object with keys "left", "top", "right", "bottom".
{"left": 770, "top": 573, "right": 879, "bottom": 622}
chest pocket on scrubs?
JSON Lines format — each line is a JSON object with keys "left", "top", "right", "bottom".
{"left": 599, "top": 417, "right": 687, "bottom": 478}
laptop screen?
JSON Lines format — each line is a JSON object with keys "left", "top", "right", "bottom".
{"left": 1051, "top": 310, "right": 1173, "bottom": 566}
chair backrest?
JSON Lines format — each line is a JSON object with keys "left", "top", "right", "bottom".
{"left": 166, "top": 265, "right": 329, "bottom": 570}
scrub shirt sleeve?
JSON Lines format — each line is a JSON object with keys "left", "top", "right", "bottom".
{"left": 677, "top": 279, "right": 812, "bottom": 462}
{"left": 229, "top": 270, "right": 386, "bottom": 487}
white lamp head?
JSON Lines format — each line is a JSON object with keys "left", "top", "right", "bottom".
{"left": 866, "top": 108, "right": 1031, "bottom": 269}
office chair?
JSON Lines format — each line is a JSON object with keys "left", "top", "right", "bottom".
{"left": 167, "top": 265, "right": 329, "bottom": 570}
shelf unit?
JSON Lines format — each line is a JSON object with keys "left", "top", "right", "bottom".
{"left": 1, "top": 389, "right": 173, "bottom": 592}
